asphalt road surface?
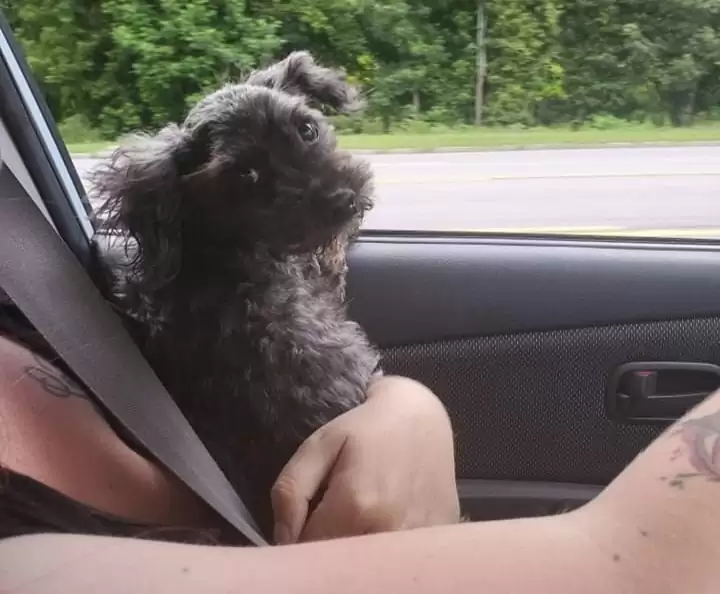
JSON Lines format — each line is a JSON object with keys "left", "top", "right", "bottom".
{"left": 72, "top": 145, "right": 720, "bottom": 237}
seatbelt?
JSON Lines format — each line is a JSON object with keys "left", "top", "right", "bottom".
{"left": 0, "top": 162, "right": 268, "bottom": 546}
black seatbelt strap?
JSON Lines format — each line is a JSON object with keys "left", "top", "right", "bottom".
{"left": 0, "top": 163, "right": 267, "bottom": 546}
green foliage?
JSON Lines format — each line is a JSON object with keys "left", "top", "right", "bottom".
{"left": 483, "top": 0, "right": 565, "bottom": 125}
{"left": 57, "top": 114, "right": 105, "bottom": 144}
{"left": 5, "top": 0, "right": 720, "bottom": 138}
{"left": 106, "top": 0, "right": 281, "bottom": 126}
{"left": 586, "top": 114, "right": 632, "bottom": 130}
{"left": 623, "top": 0, "right": 720, "bottom": 126}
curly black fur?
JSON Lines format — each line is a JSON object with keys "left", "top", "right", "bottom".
{"left": 90, "top": 51, "right": 381, "bottom": 538}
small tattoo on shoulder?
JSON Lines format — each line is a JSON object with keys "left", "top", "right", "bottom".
{"left": 24, "top": 353, "right": 92, "bottom": 403}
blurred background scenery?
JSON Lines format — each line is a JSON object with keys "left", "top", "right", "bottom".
{"left": 4, "top": 0, "right": 720, "bottom": 234}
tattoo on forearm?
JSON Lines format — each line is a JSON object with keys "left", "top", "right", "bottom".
{"left": 23, "top": 352, "right": 93, "bottom": 403}
{"left": 664, "top": 411, "right": 720, "bottom": 489}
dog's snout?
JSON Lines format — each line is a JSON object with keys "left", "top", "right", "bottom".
{"left": 348, "top": 195, "right": 359, "bottom": 213}
{"left": 329, "top": 188, "right": 356, "bottom": 208}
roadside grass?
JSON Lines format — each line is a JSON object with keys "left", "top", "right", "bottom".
{"left": 337, "top": 123, "right": 720, "bottom": 151}
{"left": 65, "top": 122, "right": 720, "bottom": 155}
{"left": 66, "top": 141, "right": 117, "bottom": 154}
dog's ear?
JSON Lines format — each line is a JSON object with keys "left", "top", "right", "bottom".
{"left": 91, "top": 124, "right": 201, "bottom": 293}
{"left": 245, "top": 51, "right": 362, "bottom": 114}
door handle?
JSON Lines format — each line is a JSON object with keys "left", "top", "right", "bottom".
{"left": 606, "top": 362, "right": 720, "bottom": 424}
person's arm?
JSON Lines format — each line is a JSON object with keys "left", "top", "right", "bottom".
{"left": 9, "top": 386, "right": 720, "bottom": 592}
{"left": 271, "top": 375, "right": 461, "bottom": 543}
{"left": 3, "top": 325, "right": 720, "bottom": 593}
{"left": 587, "top": 386, "right": 720, "bottom": 590}
{"left": 0, "top": 510, "right": 625, "bottom": 594}
{"left": 0, "top": 335, "right": 214, "bottom": 527}
{"left": 0, "top": 334, "right": 462, "bottom": 540}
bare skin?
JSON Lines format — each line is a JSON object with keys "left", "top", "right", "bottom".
{"left": 2, "top": 332, "right": 720, "bottom": 592}
{"left": 0, "top": 333, "right": 459, "bottom": 540}
{"left": 0, "top": 334, "right": 215, "bottom": 527}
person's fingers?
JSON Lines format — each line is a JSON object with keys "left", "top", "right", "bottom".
{"left": 271, "top": 428, "right": 347, "bottom": 545}
{"left": 298, "top": 478, "right": 366, "bottom": 542}
{"left": 300, "top": 475, "right": 398, "bottom": 542}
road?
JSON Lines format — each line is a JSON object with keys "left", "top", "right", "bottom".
{"left": 73, "top": 145, "right": 720, "bottom": 237}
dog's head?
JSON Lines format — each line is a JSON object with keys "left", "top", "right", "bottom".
{"left": 93, "top": 51, "right": 374, "bottom": 290}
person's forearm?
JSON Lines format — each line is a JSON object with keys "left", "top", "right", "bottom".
{"left": 9, "top": 387, "right": 720, "bottom": 594}
{"left": 587, "top": 386, "right": 720, "bottom": 592}
{"left": 0, "top": 512, "right": 627, "bottom": 594}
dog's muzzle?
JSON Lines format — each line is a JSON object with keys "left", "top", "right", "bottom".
{"left": 330, "top": 188, "right": 368, "bottom": 217}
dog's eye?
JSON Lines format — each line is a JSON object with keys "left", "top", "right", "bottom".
{"left": 298, "top": 122, "right": 319, "bottom": 143}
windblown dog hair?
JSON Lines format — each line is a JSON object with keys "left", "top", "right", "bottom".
{"left": 90, "top": 51, "right": 381, "bottom": 539}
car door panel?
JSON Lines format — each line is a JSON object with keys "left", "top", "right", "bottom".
{"left": 347, "top": 237, "right": 720, "bottom": 343}
{"left": 347, "top": 236, "right": 720, "bottom": 520}
{"left": 457, "top": 479, "right": 603, "bottom": 521}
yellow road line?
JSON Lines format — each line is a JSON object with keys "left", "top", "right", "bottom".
{"left": 612, "top": 228, "right": 720, "bottom": 238}
{"left": 441, "top": 226, "right": 625, "bottom": 234}
{"left": 375, "top": 171, "right": 720, "bottom": 185}
{"left": 437, "top": 227, "right": 720, "bottom": 238}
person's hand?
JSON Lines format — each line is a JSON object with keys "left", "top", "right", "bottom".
{"left": 271, "top": 375, "right": 460, "bottom": 544}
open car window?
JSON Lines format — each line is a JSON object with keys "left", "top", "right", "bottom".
{"left": 0, "top": 12, "right": 93, "bottom": 267}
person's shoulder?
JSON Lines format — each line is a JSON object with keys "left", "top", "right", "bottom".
{"left": 0, "top": 335, "right": 156, "bottom": 519}
{"left": 0, "top": 332, "right": 116, "bottom": 484}
{"left": 0, "top": 333, "right": 222, "bottom": 528}
{"left": 0, "top": 332, "right": 106, "bottom": 435}
{"left": 0, "top": 332, "right": 103, "bottom": 415}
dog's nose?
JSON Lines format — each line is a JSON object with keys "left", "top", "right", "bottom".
{"left": 329, "top": 189, "right": 357, "bottom": 210}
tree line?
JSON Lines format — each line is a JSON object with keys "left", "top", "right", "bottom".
{"left": 5, "top": 0, "right": 720, "bottom": 138}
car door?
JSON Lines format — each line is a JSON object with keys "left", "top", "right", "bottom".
{"left": 5, "top": 10, "right": 720, "bottom": 526}
{"left": 346, "top": 230, "right": 720, "bottom": 520}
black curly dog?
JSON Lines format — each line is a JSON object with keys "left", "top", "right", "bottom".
{"left": 90, "top": 51, "right": 382, "bottom": 539}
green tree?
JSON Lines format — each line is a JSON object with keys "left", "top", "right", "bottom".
{"left": 624, "top": 0, "right": 720, "bottom": 126}
{"left": 106, "top": 0, "right": 282, "bottom": 129}
{"left": 556, "top": 0, "right": 645, "bottom": 124}
{"left": 356, "top": 0, "right": 454, "bottom": 130}
{"left": 483, "top": 0, "right": 565, "bottom": 126}
{"left": 6, "top": 0, "right": 720, "bottom": 135}
{"left": 249, "top": 0, "right": 370, "bottom": 76}
{"left": 4, "top": 0, "right": 107, "bottom": 123}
